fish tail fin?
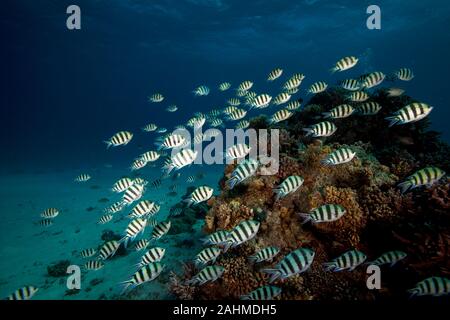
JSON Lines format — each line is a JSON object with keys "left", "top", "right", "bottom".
{"left": 397, "top": 181, "right": 412, "bottom": 194}
{"left": 297, "top": 213, "right": 312, "bottom": 224}
{"left": 323, "top": 262, "right": 337, "bottom": 272}
{"left": 385, "top": 116, "right": 401, "bottom": 127}
{"left": 261, "top": 268, "right": 281, "bottom": 283}
{"left": 302, "top": 128, "right": 313, "bottom": 136}
{"left": 322, "top": 112, "right": 331, "bottom": 118}
{"left": 329, "top": 67, "right": 338, "bottom": 74}
{"left": 104, "top": 141, "right": 112, "bottom": 149}
{"left": 240, "top": 294, "right": 251, "bottom": 300}
{"left": 226, "top": 176, "right": 239, "bottom": 189}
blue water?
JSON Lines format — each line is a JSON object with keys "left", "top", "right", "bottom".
{"left": 1, "top": 0, "right": 450, "bottom": 300}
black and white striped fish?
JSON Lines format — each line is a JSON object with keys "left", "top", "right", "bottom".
{"left": 330, "top": 56, "right": 358, "bottom": 73}
{"left": 307, "top": 81, "right": 327, "bottom": 94}
{"left": 283, "top": 77, "right": 302, "bottom": 91}
{"left": 137, "top": 247, "right": 166, "bottom": 267}
{"left": 98, "top": 240, "right": 120, "bottom": 260}
{"left": 299, "top": 204, "right": 346, "bottom": 224}
{"left": 139, "top": 151, "right": 160, "bottom": 163}
{"left": 360, "top": 71, "right": 385, "bottom": 89}
{"left": 321, "top": 147, "right": 356, "bottom": 165}
{"left": 75, "top": 174, "right": 91, "bottom": 182}
{"left": 121, "top": 262, "right": 164, "bottom": 292}
{"left": 159, "top": 134, "right": 187, "bottom": 150}
{"left": 284, "top": 87, "right": 299, "bottom": 95}
{"left": 385, "top": 103, "right": 433, "bottom": 127}
{"left": 273, "top": 92, "right": 291, "bottom": 105}
{"left": 147, "top": 217, "right": 158, "bottom": 228}
{"left": 128, "top": 200, "right": 160, "bottom": 218}
{"left": 356, "top": 101, "right": 382, "bottom": 115}
{"left": 8, "top": 286, "right": 39, "bottom": 300}
{"left": 148, "top": 93, "right": 164, "bottom": 102}
{"left": 120, "top": 218, "right": 147, "bottom": 243}
{"left": 408, "top": 277, "right": 450, "bottom": 297}
{"left": 219, "top": 82, "right": 231, "bottom": 91}
{"left": 195, "top": 247, "right": 221, "bottom": 265}
{"left": 186, "top": 175, "right": 196, "bottom": 183}
{"left": 249, "top": 246, "right": 280, "bottom": 263}
{"left": 142, "top": 123, "right": 157, "bottom": 132}
{"left": 262, "top": 248, "right": 315, "bottom": 283}
{"left": 397, "top": 167, "right": 446, "bottom": 193}
{"left": 130, "top": 159, "right": 147, "bottom": 171}
{"left": 235, "top": 120, "right": 250, "bottom": 129}
{"left": 98, "top": 214, "right": 113, "bottom": 224}
{"left": 270, "top": 109, "right": 293, "bottom": 124}
{"left": 223, "top": 106, "right": 238, "bottom": 115}
{"left": 112, "top": 177, "right": 134, "bottom": 193}
{"left": 84, "top": 260, "right": 104, "bottom": 271}
{"left": 202, "top": 230, "right": 230, "bottom": 246}
{"left": 104, "top": 131, "right": 133, "bottom": 149}
{"left": 185, "top": 186, "right": 214, "bottom": 206}
{"left": 163, "top": 149, "right": 198, "bottom": 174}
{"left": 226, "top": 159, "right": 259, "bottom": 189}
{"left": 134, "top": 239, "right": 149, "bottom": 251}
{"left": 209, "top": 109, "right": 221, "bottom": 118}
{"left": 80, "top": 248, "right": 97, "bottom": 258}
{"left": 122, "top": 183, "right": 145, "bottom": 205}
{"left": 267, "top": 68, "right": 283, "bottom": 81}
{"left": 286, "top": 100, "right": 302, "bottom": 111}
{"left": 241, "top": 285, "right": 282, "bottom": 300}
{"left": 274, "top": 175, "right": 304, "bottom": 200}
{"left": 104, "top": 201, "right": 125, "bottom": 214}
{"left": 322, "top": 104, "right": 354, "bottom": 119}
{"left": 303, "top": 121, "right": 337, "bottom": 137}
{"left": 209, "top": 118, "right": 223, "bottom": 127}
{"left": 40, "top": 208, "right": 59, "bottom": 219}
{"left": 340, "top": 78, "right": 360, "bottom": 91}
{"left": 251, "top": 94, "right": 272, "bottom": 109}
{"left": 227, "top": 97, "right": 241, "bottom": 106}
{"left": 224, "top": 219, "right": 260, "bottom": 252}
{"left": 133, "top": 177, "right": 148, "bottom": 186}
{"left": 150, "top": 178, "right": 162, "bottom": 189}
{"left": 166, "top": 105, "right": 178, "bottom": 112}
{"left": 238, "top": 80, "right": 253, "bottom": 91}
{"left": 348, "top": 91, "right": 369, "bottom": 102}
{"left": 227, "top": 108, "right": 247, "bottom": 121}
{"left": 367, "top": 251, "right": 407, "bottom": 267}
{"left": 225, "top": 143, "right": 251, "bottom": 160}
{"left": 395, "top": 68, "right": 414, "bottom": 81}
{"left": 151, "top": 220, "right": 171, "bottom": 240}
{"left": 186, "top": 265, "right": 225, "bottom": 286}
{"left": 324, "top": 250, "right": 367, "bottom": 272}
{"left": 203, "top": 128, "right": 221, "bottom": 140}
{"left": 37, "top": 218, "right": 53, "bottom": 227}
{"left": 193, "top": 85, "right": 210, "bottom": 96}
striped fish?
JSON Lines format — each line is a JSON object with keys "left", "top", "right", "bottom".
{"left": 166, "top": 105, "right": 178, "bottom": 112}
{"left": 226, "top": 143, "right": 251, "bottom": 160}
{"left": 224, "top": 219, "right": 260, "bottom": 252}
{"left": 40, "top": 208, "right": 59, "bottom": 219}
{"left": 348, "top": 91, "right": 369, "bottom": 102}
{"left": 37, "top": 218, "right": 53, "bottom": 227}
{"left": 134, "top": 239, "right": 149, "bottom": 251}
{"left": 385, "top": 103, "right": 433, "bottom": 127}
{"left": 202, "top": 230, "right": 230, "bottom": 246}
{"left": 185, "top": 186, "right": 214, "bottom": 206}
{"left": 104, "top": 131, "right": 133, "bottom": 148}
{"left": 307, "top": 81, "right": 327, "bottom": 94}
{"left": 209, "top": 118, "right": 223, "bottom": 127}
{"left": 8, "top": 286, "right": 39, "bottom": 300}
{"left": 104, "top": 201, "right": 125, "bottom": 214}
{"left": 228, "top": 98, "right": 241, "bottom": 106}
{"left": 219, "top": 82, "right": 231, "bottom": 91}
{"left": 147, "top": 217, "right": 158, "bottom": 227}
{"left": 322, "top": 104, "right": 354, "bottom": 119}
{"left": 98, "top": 214, "right": 113, "bottom": 224}
{"left": 270, "top": 109, "right": 293, "bottom": 124}
{"left": 75, "top": 174, "right": 91, "bottom": 182}
{"left": 356, "top": 101, "right": 382, "bottom": 115}
{"left": 340, "top": 78, "right": 360, "bottom": 91}
{"left": 133, "top": 177, "right": 148, "bottom": 186}
{"left": 163, "top": 149, "right": 198, "bottom": 174}
{"left": 148, "top": 93, "right": 164, "bottom": 102}
{"left": 299, "top": 204, "right": 346, "bottom": 224}
{"left": 195, "top": 247, "right": 221, "bottom": 266}
{"left": 408, "top": 277, "right": 450, "bottom": 297}
{"left": 286, "top": 100, "right": 302, "bottom": 111}
{"left": 303, "top": 121, "right": 337, "bottom": 137}
{"left": 398, "top": 167, "right": 446, "bottom": 193}
{"left": 151, "top": 220, "right": 171, "bottom": 240}
{"left": 262, "top": 248, "right": 315, "bottom": 283}
{"left": 159, "top": 134, "right": 187, "bottom": 150}
{"left": 283, "top": 77, "right": 302, "bottom": 90}
{"left": 186, "top": 265, "right": 225, "bottom": 286}
{"left": 227, "top": 108, "right": 247, "bottom": 121}
{"left": 360, "top": 71, "right": 385, "bottom": 89}
{"left": 330, "top": 56, "right": 358, "bottom": 73}
{"left": 80, "top": 248, "right": 97, "bottom": 258}
{"left": 238, "top": 80, "right": 253, "bottom": 91}
{"left": 121, "top": 218, "right": 147, "bottom": 243}
{"left": 84, "top": 260, "right": 104, "bottom": 271}
{"left": 395, "top": 68, "right": 414, "bottom": 81}
{"left": 98, "top": 241, "right": 120, "bottom": 260}
{"left": 267, "top": 68, "right": 283, "bottom": 81}
{"left": 142, "top": 123, "right": 157, "bottom": 132}
{"left": 241, "top": 285, "right": 282, "bottom": 300}
{"left": 249, "top": 246, "right": 280, "bottom": 263}
{"left": 193, "top": 85, "right": 210, "bottom": 96}
{"left": 324, "top": 250, "right": 367, "bottom": 272}
{"left": 122, "top": 183, "right": 145, "bottom": 205}
{"left": 226, "top": 159, "right": 259, "bottom": 189}
{"left": 139, "top": 151, "right": 160, "bottom": 162}
{"left": 112, "top": 177, "right": 134, "bottom": 193}
{"left": 130, "top": 159, "right": 147, "bottom": 171}
{"left": 368, "top": 251, "right": 407, "bottom": 267}
{"left": 203, "top": 128, "right": 221, "bottom": 140}
{"left": 321, "top": 147, "right": 356, "bottom": 165}
{"left": 223, "top": 106, "right": 238, "bottom": 115}
{"left": 251, "top": 94, "right": 272, "bottom": 109}
{"left": 274, "top": 175, "right": 304, "bottom": 200}
{"left": 150, "top": 178, "right": 162, "bottom": 189}
{"left": 193, "top": 133, "right": 203, "bottom": 145}
{"left": 186, "top": 175, "right": 196, "bottom": 183}
{"left": 209, "top": 109, "right": 221, "bottom": 117}
{"left": 284, "top": 87, "right": 299, "bottom": 95}
{"left": 273, "top": 92, "right": 291, "bottom": 105}
{"left": 188, "top": 116, "right": 206, "bottom": 129}
{"left": 128, "top": 200, "right": 159, "bottom": 218}
{"left": 236, "top": 120, "right": 250, "bottom": 129}
{"left": 121, "top": 262, "right": 164, "bottom": 292}
{"left": 137, "top": 247, "right": 166, "bottom": 267}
